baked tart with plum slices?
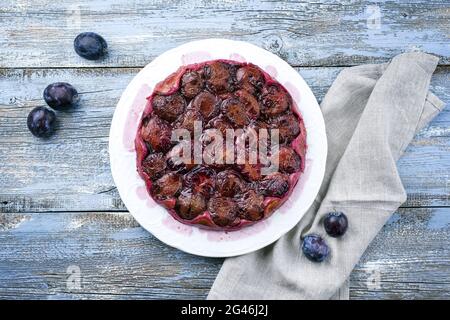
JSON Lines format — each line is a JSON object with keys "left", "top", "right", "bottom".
{"left": 135, "top": 60, "right": 307, "bottom": 230}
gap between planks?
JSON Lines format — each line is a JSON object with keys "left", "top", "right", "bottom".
{"left": 1, "top": 64, "right": 450, "bottom": 71}
{"left": 2, "top": 205, "right": 449, "bottom": 215}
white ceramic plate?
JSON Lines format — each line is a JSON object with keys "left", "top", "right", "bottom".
{"left": 109, "top": 39, "right": 327, "bottom": 257}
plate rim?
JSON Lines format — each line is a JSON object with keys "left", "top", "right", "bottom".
{"left": 109, "top": 38, "right": 327, "bottom": 257}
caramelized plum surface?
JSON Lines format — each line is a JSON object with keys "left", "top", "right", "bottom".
{"left": 181, "top": 70, "right": 204, "bottom": 99}
{"left": 206, "top": 115, "right": 233, "bottom": 136}
{"left": 271, "top": 113, "right": 300, "bottom": 143}
{"left": 235, "top": 90, "right": 260, "bottom": 119}
{"left": 142, "top": 152, "right": 167, "bottom": 180}
{"left": 136, "top": 60, "right": 307, "bottom": 230}
{"left": 222, "top": 98, "right": 250, "bottom": 127}
{"left": 191, "top": 91, "right": 221, "bottom": 120}
{"left": 208, "top": 196, "right": 239, "bottom": 227}
{"left": 260, "top": 84, "right": 290, "bottom": 117}
{"left": 151, "top": 172, "right": 182, "bottom": 200}
{"left": 140, "top": 116, "right": 172, "bottom": 152}
{"left": 175, "top": 189, "right": 207, "bottom": 220}
{"left": 259, "top": 172, "right": 290, "bottom": 198}
{"left": 152, "top": 93, "right": 186, "bottom": 122}
{"left": 236, "top": 189, "right": 264, "bottom": 221}
{"left": 236, "top": 65, "right": 265, "bottom": 94}
{"left": 203, "top": 61, "right": 235, "bottom": 94}
{"left": 174, "top": 109, "right": 203, "bottom": 134}
{"left": 216, "top": 170, "right": 246, "bottom": 197}
{"left": 184, "top": 166, "right": 217, "bottom": 198}
{"left": 274, "top": 146, "right": 302, "bottom": 174}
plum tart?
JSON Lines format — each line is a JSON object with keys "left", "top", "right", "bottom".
{"left": 135, "top": 60, "right": 307, "bottom": 230}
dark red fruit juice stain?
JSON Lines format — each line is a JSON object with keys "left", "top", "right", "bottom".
{"left": 198, "top": 218, "right": 269, "bottom": 241}
{"left": 123, "top": 84, "right": 152, "bottom": 152}
{"left": 136, "top": 185, "right": 157, "bottom": 208}
{"left": 283, "top": 81, "right": 301, "bottom": 103}
{"left": 162, "top": 215, "right": 194, "bottom": 236}
{"left": 264, "top": 65, "right": 278, "bottom": 78}
{"left": 181, "top": 51, "right": 212, "bottom": 66}
{"left": 229, "top": 53, "right": 247, "bottom": 63}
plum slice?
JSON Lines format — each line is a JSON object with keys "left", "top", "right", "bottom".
{"left": 221, "top": 98, "right": 250, "bottom": 127}
{"left": 199, "top": 138, "right": 236, "bottom": 170}
{"left": 270, "top": 113, "right": 300, "bottom": 143}
{"left": 190, "top": 91, "right": 221, "bottom": 121}
{"left": 246, "top": 120, "right": 276, "bottom": 156}
{"left": 166, "top": 142, "right": 195, "bottom": 173}
{"left": 207, "top": 196, "right": 239, "bottom": 227}
{"left": 260, "top": 84, "right": 290, "bottom": 117}
{"left": 236, "top": 64, "right": 265, "bottom": 95}
{"left": 184, "top": 166, "right": 216, "bottom": 198}
{"left": 216, "top": 170, "right": 246, "bottom": 197}
{"left": 151, "top": 172, "right": 182, "bottom": 200}
{"left": 203, "top": 61, "right": 235, "bottom": 94}
{"left": 180, "top": 70, "right": 204, "bottom": 99}
{"left": 235, "top": 145, "right": 264, "bottom": 181}
{"left": 236, "top": 189, "right": 264, "bottom": 221}
{"left": 250, "top": 119, "right": 270, "bottom": 132}
{"left": 239, "top": 162, "right": 263, "bottom": 181}
{"left": 174, "top": 109, "right": 203, "bottom": 134}
{"left": 142, "top": 152, "right": 167, "bottom": 180}
{"left": 152, "top": 93, "right": 186, "bottom": 122}
{"left": 175, "top": 189, "right": 207, "bottom": 220}
{"left": 273, "top": 146, "right": 301, "bottom": 174}
{"left": 140, "top": 116, "right": 172, "bottom": 152}
{"left": 206, "top": 115, "right": 234, "bottom": 136}
{"left": 235, "top": 90, "right": 260, "bottom": 120}
{"left": 259, "top": 172, "right": 290, "bottom": 198}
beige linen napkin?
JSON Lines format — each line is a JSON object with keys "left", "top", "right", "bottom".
{"left": 208, "top": 52, "right": 445, "bottom": 300}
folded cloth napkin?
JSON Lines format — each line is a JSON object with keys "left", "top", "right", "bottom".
{"left": 208, "top": 52, "right": 445, "bottom": 300}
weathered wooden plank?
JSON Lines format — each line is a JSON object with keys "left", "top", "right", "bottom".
{"left": 0, "top": 0, "right": 448, "bottom": 68}
{"left": 0, "top": 211, "right": 221, "bottom": 299}
{"left": 0, "top": 207, "right": 448, "bottom": 299}
{"left": 0, "top": 67, "right": 448, "bottom": 212}
{"left": 0, "top": 68, "right": 133, "bottom": 213}
{"left": 351, "top": 207, "right": 450, "bottom": 300}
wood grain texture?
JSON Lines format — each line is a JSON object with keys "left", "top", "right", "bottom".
{"left": 0, "top": 67, "right": 448, "bottom": 213}
{"left": 0, "top": 0, "right": 449, "bottom": 300}
{"left": 0, "top": 208, "right": 448, "bottom": 299}
{"left": 351, "top": 207, "right": 450, "bottom": 300}
{"left": 0, "top": 0, "right": 449, "bottom": 68}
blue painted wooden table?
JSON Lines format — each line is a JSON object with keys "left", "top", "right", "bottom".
{"left": 0, "top": 0, "right": 449, "bottom": 299}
